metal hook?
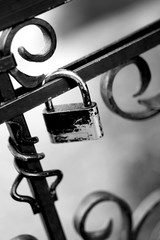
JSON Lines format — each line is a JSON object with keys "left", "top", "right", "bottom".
{"left": 14, "top": 158, "right": 63, "bottom": 201}
{"left": 100, "top": 56, "right": 160, "bottom": 120}
{"left": 9, "top": 136, "right": 63, "bottom": 201}
{"left": 8, "top": 137, "right": 45, "bottom": 162}
{"left": 11, "top": 174, "right": 40, "bottom": 214}
{"left": 7, "top": 121, "right": 39, "bottom": 145}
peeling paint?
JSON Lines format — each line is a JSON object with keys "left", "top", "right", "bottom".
{"left": 43, "top": 102, "right": 104, "bottom": 143}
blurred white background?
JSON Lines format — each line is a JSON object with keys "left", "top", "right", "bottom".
{"left": 1, "top": 0, "right": 160, "bottom": 239}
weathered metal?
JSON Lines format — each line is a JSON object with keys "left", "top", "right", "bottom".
{"left": 43, "top": 69, "right": 103, "bottom": 143}
{"left": 100, "top": 56, "right": 160, "bottom": 120}
{"left": 0, "top": 19, "right": 160, "bottom": 124}
{"left": 0, "top": 0, "right": 159, "bottom": 240}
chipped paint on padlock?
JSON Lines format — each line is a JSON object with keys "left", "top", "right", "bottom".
{"left": 43, "top": 102, "right": 103, "bottom": 143}
{"left": 43, "top": 69, "right": 104, "bottom": 143}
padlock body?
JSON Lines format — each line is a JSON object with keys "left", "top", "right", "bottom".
{"left": 43, "top": 102, "right": 103, "bottom": 143}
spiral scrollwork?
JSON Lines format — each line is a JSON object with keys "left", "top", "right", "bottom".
{"left": 74, "top": 190, "right": 160, "bottom": 240}
{"left": 100, "top": 56, "right": 160, "bottom": 120}
{"left": 0, "top": 18, "right": 57, "bottom": 88}
{"left": 73, "top": 191, "right": 132, "bottom": 240}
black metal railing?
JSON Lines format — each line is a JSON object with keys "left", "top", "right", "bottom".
{"left": 0, "top": 0, "right": 160, "bottom": 240}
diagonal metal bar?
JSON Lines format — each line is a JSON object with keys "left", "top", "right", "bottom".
{"left": 0, "top": 19, "right": 160, "bottom": 124}
{"left": 0, "top": 0, "right": 73, "bottom": 31}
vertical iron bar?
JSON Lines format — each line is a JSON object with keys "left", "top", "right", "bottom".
{"left": 0, "top": 72, "right": 66, "bottom": 240}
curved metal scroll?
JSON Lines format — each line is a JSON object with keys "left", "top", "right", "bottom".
{"left": 73, "top": 191, "right": 132, "bottom": 240}
{"left": 0, "top": 18, "right": 57, "bottom": 88}
{"left": 100, "top": 56, "right": 160, "bottom": 120}
{"left": 74, "top": 190, "right": 160, "bottom": 240}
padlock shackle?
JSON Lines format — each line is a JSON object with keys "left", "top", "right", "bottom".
{"left": 45, "top": 69, "right": 92, "bottom": 107}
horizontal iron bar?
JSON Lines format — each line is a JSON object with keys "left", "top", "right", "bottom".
{"left": 0, "top": 0, "right": 72, "bottom": 31}
{"left": 0, "top": 19, "right": 160, "bottom": 124}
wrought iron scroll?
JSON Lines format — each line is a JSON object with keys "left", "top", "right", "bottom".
{"left": 0, "top": 17, "right": 57, "bottom": 88}
{"left": 0, "top": 19, "right": 160, "bottom": 123}
{"left": 0, "top": 0, "right": 160, "bottom": 239}
{"left": 100, "top": 56, "right": 160, "bottom": 120}
{"left": 73, "top": 189, "right": 160, "bottom": 240}
{"left": 0, "top": 14, "right": 66, "bottom": 240}
{"left": 74, "top": 191, "right": 132, "bottom": 240}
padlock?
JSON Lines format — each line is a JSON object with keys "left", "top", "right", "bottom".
{"left": 43, "top": 69, "right": 104, "bottom": 143}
